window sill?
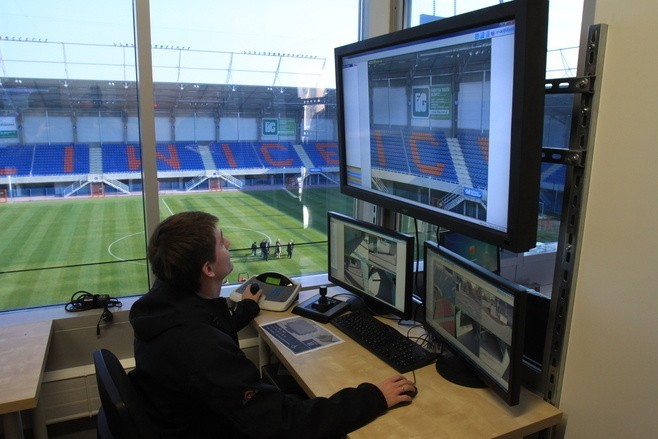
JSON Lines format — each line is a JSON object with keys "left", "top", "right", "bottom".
{"left": 0, "top": 273, "right": 330, "bottom": 328}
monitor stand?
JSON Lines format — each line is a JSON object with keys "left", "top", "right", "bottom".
{"left": 435, "top": 351, "right": 487, "bottom": 388}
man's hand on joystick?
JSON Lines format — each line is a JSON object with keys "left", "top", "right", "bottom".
{"left": 243, "top": 283, "right": 263, "bottom": 303}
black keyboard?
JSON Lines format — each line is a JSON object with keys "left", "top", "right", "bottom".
{"left": 331, "top": 310, "right": 436, "bottom": 373}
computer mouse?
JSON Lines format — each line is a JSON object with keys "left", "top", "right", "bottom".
{"left": 402, "top": 384, "right": 418, "bottom": 398}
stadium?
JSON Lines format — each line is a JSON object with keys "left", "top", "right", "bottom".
{"left": 0, "top": 79, "right": 565, "bottom": 206}
{"left": 0, "top": 79, "right": 341, "bottom": 197}
{"left": 0, "top": 67, "right": 567, "bottom": 311}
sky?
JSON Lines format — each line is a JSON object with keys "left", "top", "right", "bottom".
{"left": 0, "top": 0, "right": 359, "bottom": 87}
{"left": 0, "top": 0, "right": 583, "bottom": 85}
{"left": 0, "top": 0, "right": 359, "bottom": 53}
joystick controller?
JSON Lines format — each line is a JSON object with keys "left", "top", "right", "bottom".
{"left": 250, "top": 283, "right": 260, "bottom": 294}
{"left": 311, "top": 285, "right": 334, "bottom": 312}
{"left": 292, "top": 285, "right": 350, "bottom": 323}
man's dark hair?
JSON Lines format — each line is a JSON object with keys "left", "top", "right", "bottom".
{"left": 148, "top": 211, "right": 219, "bottom": 293}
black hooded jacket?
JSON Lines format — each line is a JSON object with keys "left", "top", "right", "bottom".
{"left": 129, "top": 280, "right": 388, "bottom": 438}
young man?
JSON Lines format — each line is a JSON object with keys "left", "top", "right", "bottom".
{"left": 130, "top": 211, "right": 417, "bottom": 438}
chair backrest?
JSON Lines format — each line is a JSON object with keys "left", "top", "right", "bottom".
{"left": 93, "top": 349, "right": 159, "bottom": 439}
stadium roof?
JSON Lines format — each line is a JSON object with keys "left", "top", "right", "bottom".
{"left": 0, "top": 39, "right": 333, "bottom": 116}
{"left": 0, "top": 77, "right": 334, "bottom": 116}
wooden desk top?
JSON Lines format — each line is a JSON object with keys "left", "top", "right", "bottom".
{"left": 254, "top": 310, "right": 562, "bottom": 439}
{"left": 0, "top": 320, "right": 53, "bottom": 414}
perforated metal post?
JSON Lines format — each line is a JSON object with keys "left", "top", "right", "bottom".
{"left": 541, "top": 24, "right": 607, "bottom": 406}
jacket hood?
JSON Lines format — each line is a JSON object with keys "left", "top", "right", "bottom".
{"left": 130, "top": 280, "right": 218, "bottom": 342}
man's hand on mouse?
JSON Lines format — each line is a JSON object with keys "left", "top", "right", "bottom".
{"left": 243, "top": 283, "right": 263, "bottom": 303}
{"left": 375, "top": 375, "right": 417, "bottom": 408}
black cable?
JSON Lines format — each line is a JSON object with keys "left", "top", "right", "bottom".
{"left": 64, "top": 290, "right": 122, "bottom": 312}
{"left": 64, "top": 290, "right": 122, "bottom": 336}
{"left": 96, "top": 306, "right": 114, "bottom": 337}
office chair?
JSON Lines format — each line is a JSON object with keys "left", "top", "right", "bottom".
{"left": 93, "top": 348, "right": 160, "bottom": 439}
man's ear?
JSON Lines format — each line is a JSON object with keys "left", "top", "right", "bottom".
{"left": 201, "top": 261, "right": 215, "bottom": 278}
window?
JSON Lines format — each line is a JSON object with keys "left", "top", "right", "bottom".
{"left": 0, "top": 0, "right": 584, "bottom": 312}
{"left": 406, "top": 0, "right": 582, "bottom": 80}
{"left": 402, "top": 0, "right": 583, "bottom": 294}
{"left": 0, "top": 0, "right": 360, "bottom": 311}
{"left": 147, "top": 0, "right": 359, "bottom": 286}
{"left": 0, "top": 1, "right": 147, "bottom": 311}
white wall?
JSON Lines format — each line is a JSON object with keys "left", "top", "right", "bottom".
{"left": 558, "top": 0, "right": 658, "bottom": 437}
{"left": 175, "top": 115, "right": 216, "bottom": 141}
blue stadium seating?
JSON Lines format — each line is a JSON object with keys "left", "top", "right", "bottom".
{"left": 1, "top": 142, "right": 309, "bottom": 175}
{"left": 209, "top": 142, "right": 262, "bottom": 169}
{"left": 101, "top": 143, "right": 206, "bottom": 173}
{"left": 155, "top": 143, "right": 205, "bottom": 171}
{"left": 101, "top": 143, "right": 141, "bottom": 173}
{"left": 303, "top": 141, "right": 340, "bottom": 167}
{"left": 32, "top": 144, "right": 90, "bottom": 175}
{"left": 457, "top": 131, "right": 489, "bottom": 189}
{"left": 0, "top": 145, "right": 34, "bottom": 176}
{"left": 1, "top": 139, "right": 566, "bottom": 187}
{"left": 369, "top": 128, "right": 458, "bottom": 184}
{"left": 208, "top": 142, "right": 302, "bottom": 169}
{"left": 370, "top": 129, "right": 411, "bottom": 174}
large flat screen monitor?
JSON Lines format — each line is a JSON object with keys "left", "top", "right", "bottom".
{"left": 328, "top": 211, "right": 414, "bottom": 319}
{"left": 335, "top": 0, "right": 548, "bottom": 252}
{"left": 424, "top": 241, "right": 527, "bottom": 405}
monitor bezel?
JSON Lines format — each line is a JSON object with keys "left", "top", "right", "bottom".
{"left": 423, "top": 240, "right": 528, "bottom": 406}
{"left": 327, "top": 211, "right": 415, "bottom": 320}
{"left": 334, "top": 0, "right": 549, "bottom": 252}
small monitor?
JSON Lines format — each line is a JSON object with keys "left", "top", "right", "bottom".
{"left": 328, "top": 211, "right": 414, "bottom": 319}
{"left": 440, "top": 230, "right": 500, "bottom": 273}
{"left": 335, "top": 0, "right": 549, "bottom": 252}
{"left": 424, "top": 241, "right": 527, "bottom": 405}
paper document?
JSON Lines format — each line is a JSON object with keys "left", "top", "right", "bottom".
{"left": 261, "top": 316, "right": 343, "bottom": 355}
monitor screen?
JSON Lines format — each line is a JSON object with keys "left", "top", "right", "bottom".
{"left": 328, "top": 211, "right": 414, "bottom": 319}
{"left": 335, "top": 0, "right": 548, "bottom": 252}
{"left": 424, "top": 241, "right": 527, "bottom": 405}
{"left": 440, "top": 230, "right": 500, "bottom": 273}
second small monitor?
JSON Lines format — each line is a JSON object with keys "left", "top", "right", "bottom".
{"left": 327, "top": 211, "right": 414, "bottom": 319}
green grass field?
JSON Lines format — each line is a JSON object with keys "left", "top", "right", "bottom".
{"left": 0, "top": 187, "right": 352, "bottom": 311}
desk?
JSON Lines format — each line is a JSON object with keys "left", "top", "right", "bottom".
{"left": 254, "top": 309, "right": 562, "bottom": 438}
{"left": 0, "top": 320, "right": 53, "bottom": 439}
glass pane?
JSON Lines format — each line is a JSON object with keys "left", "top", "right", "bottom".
{"left": 403, "top": 0, "right": 582, "bottom": 291}
{"left": 406, "top": 0, "right": 584, "bottom": 79}
{"left": 0, "top": 2, "right": 148, "bottom": 311}
{"left": 149, "top": 0, "right": 359, "bottom": 283}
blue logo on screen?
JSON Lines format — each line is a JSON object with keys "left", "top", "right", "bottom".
{"left": 464, "top": 187, "right": 483, "bottom": 199}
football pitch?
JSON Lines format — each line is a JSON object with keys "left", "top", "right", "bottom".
{"left": 0, "top": 187, "right": 352, "bottom": 311}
